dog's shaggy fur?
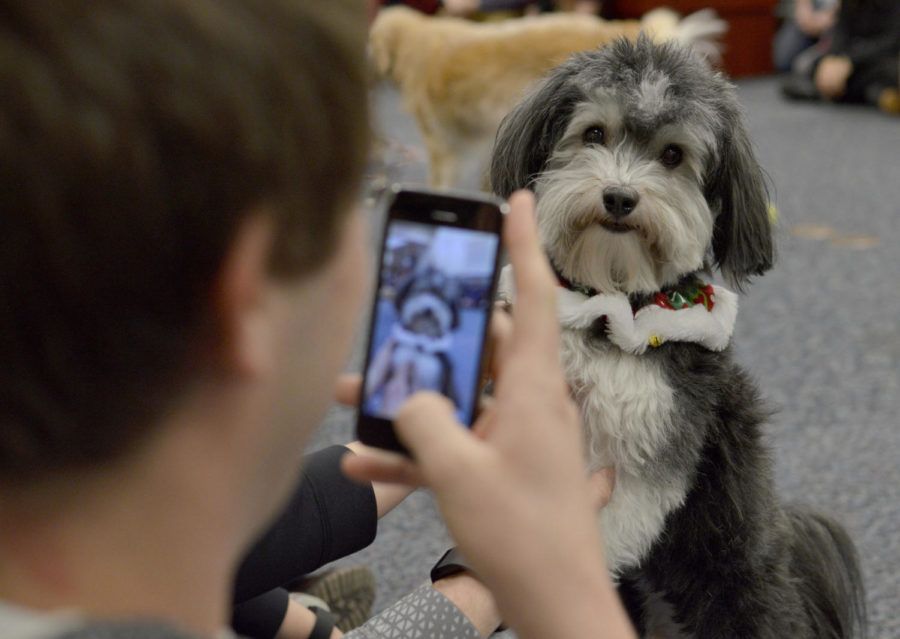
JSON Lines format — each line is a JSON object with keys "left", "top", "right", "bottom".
{"left": 492, "top": 37, "right": 866, "bottom": 638}
{"left": 370, "top": 6, "right": 724, "bottom": 189}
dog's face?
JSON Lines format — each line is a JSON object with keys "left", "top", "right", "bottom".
{"left": 399, "top": 290, "right": 455, "bottom": 339}
{"left": 491, "top": 37, "right": 773, "bottom": 294}
{"left": 395, "top": 271, "right": 459, "bottom": 339}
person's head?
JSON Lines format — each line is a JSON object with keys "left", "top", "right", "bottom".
{"left": 0, "top": 0, "right": 370, "bottom": 523}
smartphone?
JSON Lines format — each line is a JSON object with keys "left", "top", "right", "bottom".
{"left": 356, "top": 185, "right": 507, "bottom": 453}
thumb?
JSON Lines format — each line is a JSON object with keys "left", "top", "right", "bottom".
{"left": 393, "top": 392, "right": 486, "bottom": 488}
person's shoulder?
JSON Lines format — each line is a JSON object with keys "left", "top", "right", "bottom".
{"left": 52, "top": 620, "right": 214, "bottom": 639}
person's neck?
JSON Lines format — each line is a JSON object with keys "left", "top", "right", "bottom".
{"left": 0, "top": 414, "right": 248, "bottom": 637}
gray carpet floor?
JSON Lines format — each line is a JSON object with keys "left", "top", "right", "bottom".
{"left": 308, "top": 77, "right": 900, "bottom": 638}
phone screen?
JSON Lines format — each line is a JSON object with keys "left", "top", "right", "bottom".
{"left": 360, "top": 218, "right": 501, "bottom": 426}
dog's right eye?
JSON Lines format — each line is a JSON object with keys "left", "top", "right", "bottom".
{"left": 660, "top": 144, "right": 684, "bottom": 168}
{"left": 582, "top": 126, "right": 605, "bottom": 147}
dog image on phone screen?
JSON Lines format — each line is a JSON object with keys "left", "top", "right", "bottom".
{"left": 364, "top": 268, "right": 460, "bottom": 418}
{"left": 492, "top": 37, "right": 866, "bottom": 638}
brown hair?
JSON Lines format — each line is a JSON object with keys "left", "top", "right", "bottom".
{"left": 0, "top": 0, "right": 370, "bottom": 481}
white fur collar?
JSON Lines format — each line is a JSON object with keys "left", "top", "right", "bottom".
{"left": 391, "top": 323, "right": 453, "bottom": 353}
{"left": 498, "top": 264, "right": 738, "bottom": 355}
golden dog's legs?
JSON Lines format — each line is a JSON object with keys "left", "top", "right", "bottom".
{"left": 425, "top": 135, "right": 460, "bottom": 189}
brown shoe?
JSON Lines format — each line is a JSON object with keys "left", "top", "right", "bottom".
{"left": 877, "top": 88, "right": 900, "bottom": 115}
{"left": 292, "top": 566, "right": 376, "bottom": 632}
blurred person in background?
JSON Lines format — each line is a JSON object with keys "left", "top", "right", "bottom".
{"left": 773, "top": 0, "right": 839, "bottom": 73}
{"left": 781, "top": 0, "right": 900, "bottom": 114}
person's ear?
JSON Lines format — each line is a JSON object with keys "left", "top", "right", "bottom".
{"left": 210, "top": 214, "right": 276, "bottom": 378}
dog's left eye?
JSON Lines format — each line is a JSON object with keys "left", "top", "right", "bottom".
{"left": 582, "top": 126, "right": 605, "bottom": 147}
{"left": 660, "top": 145, "right": 683, "bottom": 168}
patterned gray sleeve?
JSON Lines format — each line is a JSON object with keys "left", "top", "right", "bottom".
{"left": 346, "top": 584, "right": 483, "bottom": 639}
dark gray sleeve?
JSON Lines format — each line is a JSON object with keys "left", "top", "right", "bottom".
{"left": 345, "top": 584, "right": 482, "bottom": 639}
{"left": 233, "top": 445, "right": 378, "bottom": 602}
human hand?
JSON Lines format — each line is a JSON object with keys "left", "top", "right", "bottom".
{"left": 343, "top": 191, "right": 635, "bottom": 639}
{"left": 815, "top": 55, "right": 853, "bottom": 99}
{"left": 344, "top": 190, "right": 584, "bottom": 504}
{"left": 425, "top": 466, "right": 614, "bottom": 638}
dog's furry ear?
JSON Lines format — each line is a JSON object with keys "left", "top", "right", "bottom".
{"left": 707, "top": 112, "right": 774, "bottom": 290}
{"left": 490, "top": 66, "right": 583, "bottom": 198}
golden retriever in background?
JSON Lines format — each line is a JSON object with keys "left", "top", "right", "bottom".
{"left": 370, "top": 6, "right": 726, "bottom": 189}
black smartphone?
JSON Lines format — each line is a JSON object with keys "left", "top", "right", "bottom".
{"left": 356, "top": 185, "right": 507, "bottom": 453}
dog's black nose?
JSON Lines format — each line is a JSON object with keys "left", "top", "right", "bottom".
{"left": 602, "top": 187, "right": 639, "bottom": 219}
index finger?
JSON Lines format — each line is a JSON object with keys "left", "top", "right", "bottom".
{"left": 503, "top": 190, "right": 560, "bottom": 360}
{"left": 335, "top": 374, "right": 362, "bottom": 406}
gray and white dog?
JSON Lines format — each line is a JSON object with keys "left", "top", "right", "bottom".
{"left": 492, "top": 37, "right": 865, "bottom": 638}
